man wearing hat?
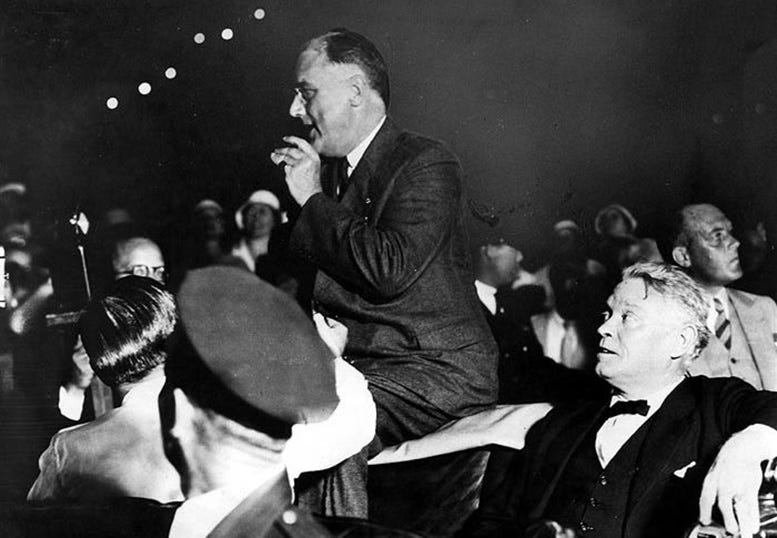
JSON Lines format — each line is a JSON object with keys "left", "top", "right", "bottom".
{"left": 161, "top": 266, "right": 386, "bottom": 536}
{"left": 4, "top": 267, "right": 393, "bottom": 537}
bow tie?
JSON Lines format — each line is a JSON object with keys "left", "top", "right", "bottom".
{"left": 605, "top": 399, "right": 650, "bottom": 418}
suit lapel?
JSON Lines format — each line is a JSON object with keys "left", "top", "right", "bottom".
{"left": 341, "top": 117, "right": 401, "bottom": 216}
{"left": 627, "top": 381, "right": 696, "bottom": 514}
{"left": 728, "top": 289, "right": 777, "bottom": 390}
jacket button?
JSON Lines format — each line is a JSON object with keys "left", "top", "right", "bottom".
{"left": 730, "top": 357, "right": 738, "bottom": 363}
{"left": 589, "top": 497, "right": 599, "bottom": 508}
{"left": 599, "top": 475, "right": 607, "bottom": 485}
{"left": 365, "top": 197, "right": 372, "bottom": 204}
{"left": 282, "top": 510, "right": 297, "bottom": 525}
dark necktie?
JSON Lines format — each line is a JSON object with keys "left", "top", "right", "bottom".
{"left": 605, "top": 399, "right": 649, "bottom": 419}
{"left": 332, "top": 157, "right": 350, "bottom": 201}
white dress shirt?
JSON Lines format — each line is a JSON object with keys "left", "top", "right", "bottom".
{"left": 345, "top": 115, "right": 386, "bottom": 176}
{"left": 595, "top": 379, "right": 682, "bottom": 468}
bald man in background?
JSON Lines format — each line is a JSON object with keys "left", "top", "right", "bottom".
{"left": 664, "top": 203, "right": 777, "bottom": 390}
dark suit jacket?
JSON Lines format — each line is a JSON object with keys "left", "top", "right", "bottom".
{"left": 465, "top": 376, "right": 777, "bottom": 538}
{"left": 290, "top": 117, "right": 497, "bottom": 418}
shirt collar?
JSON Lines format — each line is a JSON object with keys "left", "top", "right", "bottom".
{"left": 474, "top": 280, "right": 497, "bottom": 315}
{"left": 610, "top": 378, "right": 683, "bottom": 419}
{"left": 474, "top": 279, "right": 497, "bottom": 298}
{"left": 346, "top": 115, "right": 386, "bottom": 176}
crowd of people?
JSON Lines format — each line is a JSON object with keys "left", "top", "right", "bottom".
{"left": 1, "top": 28, "right": 776, "bottom": 538}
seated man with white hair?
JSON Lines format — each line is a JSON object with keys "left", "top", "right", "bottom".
{"left": 466, "top": 262, "right": 777, "bottom": 538}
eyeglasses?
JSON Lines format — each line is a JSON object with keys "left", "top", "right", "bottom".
{"left": 116, "top": 264, "right": 166, "bottom": 282}
{"left": 293, "top": 86, "right": 317, "bottom": 105}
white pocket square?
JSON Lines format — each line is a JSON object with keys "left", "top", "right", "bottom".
{"left": 673, "top": 461, "right": 696, "bottom": 478}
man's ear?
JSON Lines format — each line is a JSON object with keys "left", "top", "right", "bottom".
{"left": 672, "top": 246, "right": 692, "bottom": 268}
{"left": 671, "top": 324, "right": 698, "bottom": 362}
{"left": 348, "top": 74, "right": 367, "bottom": 107}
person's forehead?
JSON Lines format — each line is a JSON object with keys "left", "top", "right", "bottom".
{"left": 611, "top": 278, "right": 687, "bottom": 322}
{"left": 296, "top": 47, "right": 361, "bottom": 84}
{"left": 296, "top": 48, "right": 333, "bottom": 80}
{"left": 245, "top": 202, "right": 273, "bottom": 213}
{"left": 685, "top": 205, "right": 730, "bottom": 234}
{"left": 127, "top": 244, "right": 164, "bottom": 265}
{"left": 609, "top": 279, "right": 657, "bottom": 310}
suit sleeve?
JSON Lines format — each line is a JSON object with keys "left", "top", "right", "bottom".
{"left": 713, "top": 377, "right": 777, "bottom": 433}
{"left": 290, "top": 143, "right": 461, "bottom": 300}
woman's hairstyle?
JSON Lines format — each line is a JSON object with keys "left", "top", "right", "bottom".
{"left": 80, "top": 276, "right": 176, "bottom": 386}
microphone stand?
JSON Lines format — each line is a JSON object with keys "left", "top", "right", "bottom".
{"left": 68, "top": 211, "right": 113, "bottom": 417}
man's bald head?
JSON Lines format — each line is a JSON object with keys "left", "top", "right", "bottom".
{"left": 112, "top": 237, "right": 165, "bottom": 283}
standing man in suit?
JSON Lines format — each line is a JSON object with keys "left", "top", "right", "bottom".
{"left": 466, "top": 262, "right": 777, "bottom": 538}
{"left": 665, "top": 203, "right": 777, "bottom": 390}
{"left": 271, "top": 29, "right": 497, "bottom": 449}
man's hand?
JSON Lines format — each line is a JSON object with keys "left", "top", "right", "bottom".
{"left": 270, "top": 136, "right": 322, "bottom": 206}
{"left": 313, "top": 312, "right": 348, "bottom": 357}
{"left": 699, "top": 425, "right": 777, "bottom": 537}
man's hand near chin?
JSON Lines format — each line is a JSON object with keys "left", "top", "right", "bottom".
{"left": 270, "top": 136, "right": 323, "bottom": 206}
{"left": 699, "top": 424, "right": 777, "bottom": 537}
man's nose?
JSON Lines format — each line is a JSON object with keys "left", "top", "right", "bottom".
{"left": 289, "top": 92, "right": 305, "bottom": 118}
{"left": 727, "top": 234, "right": 740, "bottom": 251}
{"left": 597, "top": 316, "right": 613, "bottom": 337}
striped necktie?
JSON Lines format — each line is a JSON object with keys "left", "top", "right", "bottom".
{"left": 714, "top": 296, "right": 732, "bottom": 351}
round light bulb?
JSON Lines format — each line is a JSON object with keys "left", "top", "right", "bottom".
{"left": 165, "top": 67, "right": 177, "bottom": 79}
{"left": 194, "top": 32, "right": 205, "bottom": 44}
{"left": 254, "top": 8, "right": 266, "bottom": 20}
{"left": 138, "top": 82, "right": 152, "bottom": 95}
{"left": 106, "top": 97, "right": 119, "bottom": 110}
{"left": 221, "top": 28, "right": 234, "bottom": 40}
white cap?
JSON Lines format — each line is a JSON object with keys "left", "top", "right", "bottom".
{"left": 553, "top": 220, "right": 579, "bottom": 234}
{"left": 194, "top": 199, "right": 223, "bottom": 214}
{"left": 0, "top": 183, "right": 26, "bottom": 197}
{"left": 235, "top": 190, "right": 281, "bottom": 230}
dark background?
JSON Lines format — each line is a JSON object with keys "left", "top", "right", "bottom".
{"left": 2, "top": 0, "right": 777, "bottom": 267}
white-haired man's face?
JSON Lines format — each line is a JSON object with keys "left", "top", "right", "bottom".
{"left": 596, "top": 278, "right": 697, "bottom": 397}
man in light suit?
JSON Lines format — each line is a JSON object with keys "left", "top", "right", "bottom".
{"left": 665, "top": 203, "right": 777, "bottom": 390}
{"left": 272, "top": 29, "right": 497, "bottom": 449}
{"left": 465, "top": 262, "right": 777, "bottom": 538}
{"left": 28, "top": 276, "right": 182, "bottom": 503}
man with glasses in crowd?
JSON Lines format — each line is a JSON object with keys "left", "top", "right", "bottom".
{"left": 112, "top": 237, "right": 166, "bottom": 282}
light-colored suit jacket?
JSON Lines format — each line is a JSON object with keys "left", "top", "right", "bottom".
{"left": 688, "top": 288, "right": 777, "bottom": 390}
{"left": 27, "top": 375, "right": 183, "bottom": 503}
